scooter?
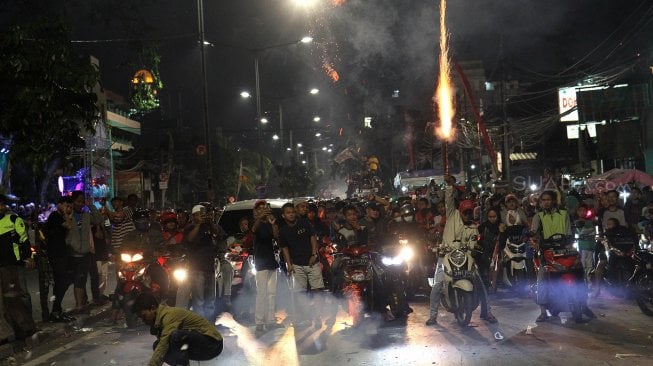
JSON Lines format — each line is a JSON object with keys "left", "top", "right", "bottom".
{"left": 534, "top": 235, "right": 585, "bottom": 323}
{"left": 502, "top": 226, "right": 528, "bottom": 294}
{"left": 439, "top": 245, "right": 481, "bottom": 327}
{"left": 338, "top": 245, "right": 374, "bottom": 326}
{"left": 117, "top": 250, "right": 165, "bottom": 328}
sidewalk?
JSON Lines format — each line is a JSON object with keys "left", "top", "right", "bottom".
{"left": 0, "top": 263, "right": 119, "bottom": 363}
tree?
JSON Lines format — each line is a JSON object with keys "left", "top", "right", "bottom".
{"left": 0, "top": 17, "right": 99, "bottom": 200}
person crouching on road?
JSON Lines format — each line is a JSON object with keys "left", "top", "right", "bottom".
{"left": 279, "top": 202, "right": 326, "bottom": 329}
{"left": 133, "top": 292, "right": 223, "bottom": 366}
{"left": 426, "top": 175, "right": 497, "bottom": 326}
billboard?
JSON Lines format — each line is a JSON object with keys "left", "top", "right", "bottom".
{"left": 558, "top": 87, "right": 578, "bottom": 122}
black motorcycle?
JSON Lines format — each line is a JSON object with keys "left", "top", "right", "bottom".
{"left": 631, "top": 248, "right": 653, "bottom": 316}
{"left": 371, "top": 244, "right": 410, "bottom": 320}
{"left": 597, "top": 234, "right": 638, "bottom": 298}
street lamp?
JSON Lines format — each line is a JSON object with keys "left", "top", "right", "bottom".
{"left": 272, "top": 134, "right": 279, "bottom": 140}
{"left": 251, "top": 37, "right": 313, "bottom": 181}
{"left": 310, "top": 88, "right": 319, "bottom": 95}
{"left": 240, "top": 91, "right": 251, "bottom": 98}
{"left": 260, "top": 117, "right": 269, "bottom": 124}
{"left": 313, "top": 116, "right": 321, "bottom": 122}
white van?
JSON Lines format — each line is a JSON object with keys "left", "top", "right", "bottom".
{"left": 217, "top": 198, "right": 292, "bottom": 238}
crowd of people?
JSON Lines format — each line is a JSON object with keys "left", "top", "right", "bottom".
{"left": 1, "top": 178, "right": 651, "bottom": 365}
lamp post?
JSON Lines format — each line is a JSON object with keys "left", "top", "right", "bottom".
{"left": 197, "top": 0, "right": 213, "bottom": 200}
{"left": 251, "top": 36, "right": 313, "bottom": 181}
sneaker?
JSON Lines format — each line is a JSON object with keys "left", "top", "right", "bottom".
{"left": 481, "top": 313, "right": 498, "bottom": 324}
{"left": 425, "top": 316, "right": 438, "bottom": 326}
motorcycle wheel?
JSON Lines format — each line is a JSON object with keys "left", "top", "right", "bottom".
{"left": 124, "top": 293, "right": 139, "bottom": 328}
{"left": 389, "top": 291, "right": 404, "bottom": 318}
{"left": 347, "top": 285, "right": 363, "bottom": 326}
{"left": 635, "top": 274, "right": 653, "bottom": 316}
{"left": 454, "top": 289, "right": 473, "bottom": 327}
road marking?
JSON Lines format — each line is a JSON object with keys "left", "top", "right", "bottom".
{"left": 22, "top": 329, "right": 105, "bottom": 366}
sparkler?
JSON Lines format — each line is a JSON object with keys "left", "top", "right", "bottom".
{"left": 434, "top": 0, "right": 455, "bottom": 175}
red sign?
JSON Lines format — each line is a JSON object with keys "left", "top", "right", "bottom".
{"left": 196, "top": 145, "right": 206, "bottom": 156}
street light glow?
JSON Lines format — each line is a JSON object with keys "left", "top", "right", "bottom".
{"left": 294, "top": 0, "right": 317, "bottom": 7}
{"left": 240, "top": 91, "right": 251, "bottom": 98}
{"left": 286, "top": 147, "right": 292, "bottom": 151}
{"left": 309, "top": 88, "right": 319, "bottom": 95}
{"left": 327, "top": 148, "right": 332, "bottom": 152}
{"left": 322, "top": 147, "right": 327, "bottom": 151}
{"left": 260, "top": 117, "right": 269, "bottom": 124}
{"left": 470, "top": 164, "right": 476, "bottom": 170}
{"left": 297, "top": 143, "right": 303, "bottom": 147}
{"left": 302, "top": 160, "right": 306, "bottom": 164}
{"left": 315, "top": 132, "right": 321, "bottom": 137}
{"left": 313, "top": 116, "right": 321, "bottom": 122}
{"left": 300, "top": 36, "right": 313, "bottom": 44}
{"left": 272, "top": 134, "right": 279, "bottom": 140}
{"left": 299, "top": 151, "right": 304, "bottom": 155}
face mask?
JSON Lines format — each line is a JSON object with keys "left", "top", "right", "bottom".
{"left": 393, "top": 217, "right": 402, "bottom": 222}
{"left": 403, "top": 215, "right": 414, "bottom": 222}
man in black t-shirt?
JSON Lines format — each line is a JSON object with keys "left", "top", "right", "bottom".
{"left": 44, "top": 197, "right": 75, "bottom": 322}
{"left": 251, "top": 200, "right": 282, "bottom": 337}
{"left": 279, "top": 203, "right": 325, "bottom": 328}
{"left": 183, "top": 205, "right": 219, "bottom": 320}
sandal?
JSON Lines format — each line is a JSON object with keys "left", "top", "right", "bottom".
{"left": 535, "top": 313, "right": 548, "bottom": 322}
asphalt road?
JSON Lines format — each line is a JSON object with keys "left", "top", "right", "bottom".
{"left": 11, "top": 278, "right": 653, "bottom": 366}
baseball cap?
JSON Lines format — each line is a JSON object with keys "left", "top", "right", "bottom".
{"left": 458, "top": 200, "right": 475, "bottom": 213}
{"left": 365, "top": 201, "right": 381, "bottom": 211}
{"left": 191, "top": 205, "right": 205, "bottom": 214}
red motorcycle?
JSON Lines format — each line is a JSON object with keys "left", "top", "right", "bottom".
{"left": 117, "top": 250, "right": 167, "bottom": 327}
{"left": 533, "top": 235, "right": 585, "bottom": 323}
{"left": 339, "top": 245, "right": 374, "bottom": 326}
{"left": 319, "top": 236, "right": 337, "bottom": 289}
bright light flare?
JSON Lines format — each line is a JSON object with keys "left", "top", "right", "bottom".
{"left": 272, "top": 134, "right": 279, "bottom": 140}
{"left": 260, "top": 117, "right": 269, "bottom": 124}
{"left": 313, "top": 116, "right": 321, "bottom": 122}
{"left": 309, "top": 88, "right": 319, "bottom": 95}
{"left": 293, "top": 0, "right": 317, "bottom": 7}
{"left": 240, "top": 91, "right": 251, "bottom": 98}
{"left": 323, "top": 62, "right": 340, "bottom": 83}
{"left": 434, "top": 0, "right": 455, "bottom": 142}
{"left": 300, "top": 36, "right": 313, "bottom": 44}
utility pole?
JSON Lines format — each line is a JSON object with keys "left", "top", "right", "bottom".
{"left": 499, "top": 36, "right": 510, "bottom": 183}
{"left": 197, "top": 0, "right": 213, "bottom": 201}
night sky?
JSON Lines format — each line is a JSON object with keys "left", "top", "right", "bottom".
{"left": 8, "top": 0, "right": 652, "bottom": 150}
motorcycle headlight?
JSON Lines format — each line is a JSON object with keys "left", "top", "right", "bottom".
{"left": 399, "top": 239, "right": 408, "bottom": 246}
{"left": 449, "top": 249, "right": 467, "bottom": 268}
{"left": 173, "top": 268, "right": 188, "bottom": 282}
{"left": 400, "top": 246, "right": 414, "bottom": 261}
{"left": 121, "top": 253, "right": 132, "bottom": 262}
{"left": 132, "top": 253, "right": 144, "bottom": 262}
{"left": 382, "top": 255, "right": 403, "bottom": 266}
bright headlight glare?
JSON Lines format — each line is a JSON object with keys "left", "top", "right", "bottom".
{"left": 120, "top": 253, "right": 132, "bottom": 262}
{"left": 382, "top": 255, "right": 403, "bottom": 266}
{"left": 400, "top": 246, "right": 414, "bottom": 261}
{"left": 132, "top": 253, "right": 144, "bottom": 262}
{"left": 399, "top": 239, "right": 408, "bottom": 246}
{"left": 138, "top": 267, "right": 146, "bottom": 275}
{"left": 173, "top": 268, "right": 187, "bottom": 281}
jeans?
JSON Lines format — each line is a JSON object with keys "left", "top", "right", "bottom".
{"left": 163, "top": 330, "right": 223, "bottom": 366}
{"left": 580, "top": 250, "right": 594, "bottom": 286}
{"left": 190, "top": 270, "right": 216, "bottom": 320}
{"left": 254, "top": 269, "right": 278, "bottom": 326}
{"left": 216, "top": 258, "right": 234, "bottom": 298}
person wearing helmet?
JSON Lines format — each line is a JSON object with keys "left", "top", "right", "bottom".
{"left": 161, "top": 211, "right": 183, "bottom": 245}
{"left": 426, "top": 175, "right": 497, "bottom": 326}
{"left": 359, "top": 201, "right": 387, "bottom": 247}
{"left": 501, "top": 194, "right": 527, "bottom": 227}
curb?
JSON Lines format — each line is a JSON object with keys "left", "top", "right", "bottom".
{"left": 1, "top": 304, "right": 113, "bottom": 364}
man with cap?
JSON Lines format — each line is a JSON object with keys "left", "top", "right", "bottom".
{"left": 183, "top": 204, "right": 220, "bottom": 320}
{"left": 426, "top": 175, "right": 497, "bottom": 325}
{"left": 359, "top": 200, "right": 387, "bottom": 247}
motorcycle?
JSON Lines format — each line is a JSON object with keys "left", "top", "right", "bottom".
{"left": 501, "top": 226, "right": 528, "bottom": 294}
{"left": 225, "top": 242, "right": 256, "bottom": 293}
{"left": 372, "top": 243, "right": 412, "bottom": 319}
{"left": 338, "top": 245, "right": 374, "bottom": 326}
{"left": 596, "top": 234, "right": 637, "bottom": 298}
{"left": 533, "top": 235, "right": 585, "bottom": 323}
{"left": 155, "top": 247, "right": 189, "bottom": 307}
{"left": 439, "top": 245, "right": 481, "bottom": 326}
{"left": 116, "top": 250, "right": 163, "bottom": 328}
{"left": 631, "top": 247, "right": 653, "bottom": 316}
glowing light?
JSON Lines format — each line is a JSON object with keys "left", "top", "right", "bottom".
{"left": 315, "top": 132, "right": 321, "bottom": 137}
{"left": 309, "top": 88, "right": 320, "bottom": 94}
{"left": 286, "top": 147, "right": 292, "bottom": 151}
{"left": 293, "top": 0, "right": 317, "bottom": 7}
{"left": 323, "top": 62, "right": 340, "bottom": 83}
{"left": 297, "top": 143, "right": 303, "bottom": 147}
{"left": 302, "top": 160, "right": 306, "bottom": 164}
{"left": 434, "top": 0, "right": 455, "bottom": 141}
{"left": 260, "top": 118, "right": 269, "bottom": 124}
{"left": 470, "top": 164, "right": 475, "bottom": 170}
{"left": 322, "top": 147, "right": 327, "bottom": 151}
{"left": 313, "top": 116, "right": 321, "bottom": 122}
{"left": 299, "top": 151, "right": 304, "bottom": 155}
{"left": 272, "top": 134, "right": 279, "bottom": 140}
{"left": 300, "top": 36, "right": 313, "bottom": 44}
{"left": 327, "top": 148, "right": 332, "bottom": 152}
{"left": 530, "top": 184, "right": 538, "bottom": 191}
{"left": 332, "top": 0, "right": 347, "bottom": 5}
{"left": 240, "top": 91, "right": 251, "bottom": 98}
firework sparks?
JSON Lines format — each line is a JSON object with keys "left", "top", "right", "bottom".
{"left": 323, "top": 62, "right": 340, "bottom": 82}
{"left": 434, "top": 0, "right": 455, "bottom": 142}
